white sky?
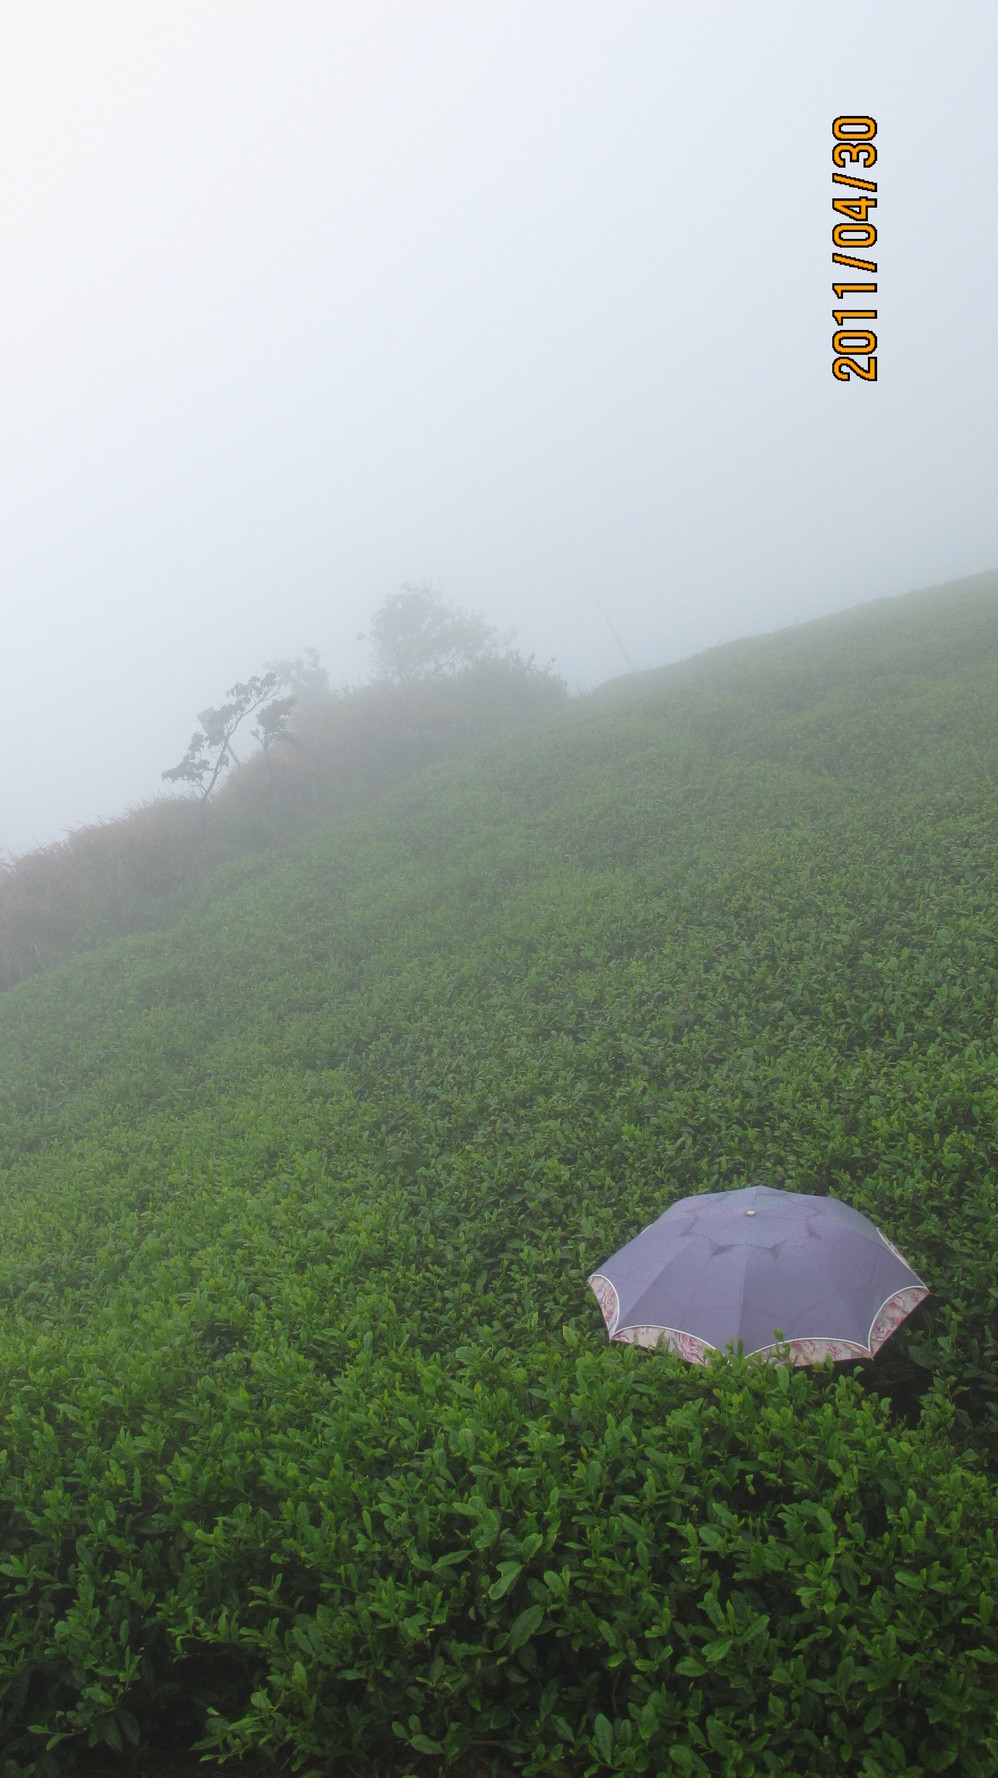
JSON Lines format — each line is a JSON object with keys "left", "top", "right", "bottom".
{"left": 4, "top": 0, "right": 997, "bottom": 855}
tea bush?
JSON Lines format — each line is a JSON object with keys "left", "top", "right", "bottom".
{"left": 1, "top": 576, "right": 997, "bottom": 1772}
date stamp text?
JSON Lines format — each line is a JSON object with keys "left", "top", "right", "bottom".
{"left": 832, "top": 116, "right": 877, "bottom": 382}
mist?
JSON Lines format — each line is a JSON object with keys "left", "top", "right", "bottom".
{"left": 4, "top": 0, "right": 997, "bottom": 857}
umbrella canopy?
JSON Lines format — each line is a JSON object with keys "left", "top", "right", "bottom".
{"left": 588, "top": 1184, "right": 928, "bottom": 1365}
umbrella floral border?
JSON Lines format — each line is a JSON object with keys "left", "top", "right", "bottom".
{"left": 587, "top": 1270, "right": 928, "bottom": 1367}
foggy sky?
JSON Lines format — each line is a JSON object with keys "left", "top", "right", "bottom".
{"left": 4, "top": 1, "right": 998, "bottom": 857}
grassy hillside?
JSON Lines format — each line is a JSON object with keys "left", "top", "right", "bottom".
{"left": 1, "top": 574, "right": 998, "bottom": 1774}
{"left": 0, "top": 657, "right": 567, "bottom": 990}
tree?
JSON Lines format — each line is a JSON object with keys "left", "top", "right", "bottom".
{"left": 263, "top": 647, "right": 334, "bottom": 728}
{"left": 365, "top": 582, "right": 512, "bottom": 683}
{"left": 162, "top": 673, "right": 295, "bottom": 803}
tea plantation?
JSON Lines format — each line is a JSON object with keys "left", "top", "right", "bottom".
{"left": 2, "top": 575, "right": 998, "bottom": 1775}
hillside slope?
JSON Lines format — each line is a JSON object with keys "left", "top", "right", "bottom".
{"left": 1, "top": 575, "right": 997, "bottom": 1775}
{"left": 0, "top": 656, "right": 568, "bottom": 989}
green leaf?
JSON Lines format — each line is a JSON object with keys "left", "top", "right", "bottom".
{"left": 489, "top": 1560, "right": 523, "bottom": 1600}
{"left": 702, "top": 1636, "right": 734, "bottom": 1664}
{"left": 594, "top": 1713, "right": 614, "bottom": 1762}
{"left": 433, "top": 1549, "right": 468, "bottom": 1570}
{"left": 411, "top": 1733, "right": 444, "bottom": 1755}
{"left": 668, "top": 1747, "right": 698, "bottom": 1774}
{"left": 508, "top": 1604, "right": 544, "bottom": 1652}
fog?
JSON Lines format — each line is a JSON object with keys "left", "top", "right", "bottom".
{"left": 4, "top": 1, "right": 997, "bottom": 857}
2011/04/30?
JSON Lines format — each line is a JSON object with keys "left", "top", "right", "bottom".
{"left": 832, "top": 115, "right": 877, "bottom": 382}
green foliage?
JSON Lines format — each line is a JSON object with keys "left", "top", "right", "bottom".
{"left": 0, "top": 651, "right": 567, "bottom": 992}
{"left": 1, "top": 574, "right": 998, "bottom": 1771}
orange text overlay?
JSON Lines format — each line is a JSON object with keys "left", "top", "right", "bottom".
{"left": 832, "top": 116, "right": 877, "bottom": 382}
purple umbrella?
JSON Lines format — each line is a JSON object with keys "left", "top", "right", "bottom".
{"left": 588, "top": 1184, "right": 928, "bottom": 1365}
